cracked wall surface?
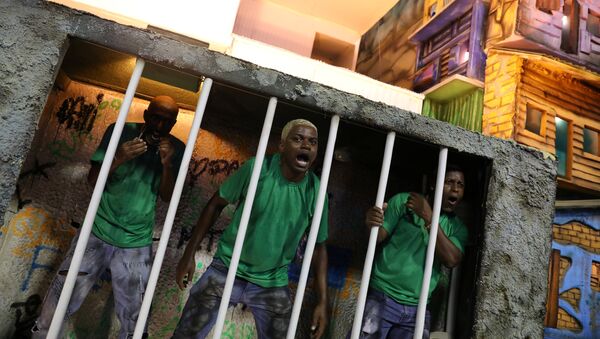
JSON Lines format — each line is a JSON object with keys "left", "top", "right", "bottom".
{"left": 0, "top": 1, "right": 557, "bottom": 337}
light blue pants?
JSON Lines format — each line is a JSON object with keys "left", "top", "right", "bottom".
{"left": 32, "top": 232, "right": 152, "bottom": 339}
{"left": 353, "top": 289, "right": 431, "bottom": 339}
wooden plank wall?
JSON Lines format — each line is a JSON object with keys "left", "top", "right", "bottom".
{"left": 516, "top": 60, "right": 600, "bottom": 193}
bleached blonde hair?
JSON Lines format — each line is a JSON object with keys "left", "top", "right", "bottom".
{"left": 281, "top": 119, "right": 318, "bottom": 141}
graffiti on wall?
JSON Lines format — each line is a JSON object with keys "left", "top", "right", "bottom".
{"left": 187, "top": 157, "right": 240, "bottom": 185}
{"left": 5, "top": 207, "right": 76, "bottom": 291}
{"left": 2, "top": 79, "right": 373, "bottom": 338}
{"left": 10, "top": 294, "right": 41, "bottom": 338}
{"left": 55, "top": 94, "right": 122, "bottom": 133}
{"left": 545, "top": 210, "right": 600, "bottom": 339}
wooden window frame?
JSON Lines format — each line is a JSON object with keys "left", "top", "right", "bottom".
{"left": 583, "top": 125, "right": 600, "bottom": 161}
{"left": 555, "top": 115, "right": 573, "bottom": 179}
{"left": 523, "top": 103, "right": 548, "bottom": 139}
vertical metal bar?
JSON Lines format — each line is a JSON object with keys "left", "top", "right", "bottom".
{"left": 132, "top": 78, "right": 213, "bottom": 339}
{"left": 46, "top": 58, "right": 146, "bottom": 339}
{"left": 286, "top": 115, "right": 340, "bottom": 339}
{"left": 445, "top": 265, "right": 461, "bottom": 338}
{"left": 351, "top": 131, "right": 396, "bottom": 339}
{"left": 414, "top": 147, "right": 448, "bottom": 339}
{"left": 212, "top": 97, "right": 278, "bottom": 339}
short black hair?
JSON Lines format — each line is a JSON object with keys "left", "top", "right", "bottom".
{"left": 428, "top": 163, "right": 465, "bottom": 192}
{"left": 445, "top": 163, "right": 464, "bottom": 175}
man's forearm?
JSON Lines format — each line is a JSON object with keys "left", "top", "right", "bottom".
{"left": 159, "top": 164, "right": 176, "bottom": 201}
{"left": 433, "top": 228, "right": 463, "bottom": 268}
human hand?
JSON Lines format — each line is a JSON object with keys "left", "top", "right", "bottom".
{"left": 115, "top": 138, "right": 147, "bottom": 165}
{"left": 158, "top": 137, "right": 175, "bottom": 166}
{"left": 406, "top": 192, "right": 432, "bottom": 227}
{"left": 365, "top": 203, "right": 387, "bottom": 229}
{"left": 311, "top": 301, "right": 328, "bottom": 339}
{"left": 175, "top": 253, "right": 195, "bottom": 290}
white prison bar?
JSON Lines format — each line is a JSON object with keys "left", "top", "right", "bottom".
{"left": 132, "top": 78, "right": 214, "bottom": 339}
{"left": 414, "top": 147, "right": 448, "bottom": 339}
{"left": 46, "top": 58, "right": 146, "bottom": 339}
{"left": 351, "top": 131, "right": 396, "bottom": 339}
{"left": 286, "top": 115, "right": 340, "bottom": 339}
{"left": 212, "top": 97, "right": 278, "bottom": 338}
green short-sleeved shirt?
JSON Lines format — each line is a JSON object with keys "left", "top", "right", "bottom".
{"left": 215, "top": 153, "right": 329, "bottom": 288}
{"left": 370, "top": 193, "right": 468, "bottom": 305}
{"left": 90, "top": 123, "right": 184, "bottom": 248}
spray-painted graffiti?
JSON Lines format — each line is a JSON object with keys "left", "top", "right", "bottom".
{"left": 545, "top": 209, "right": 600, "bottom": 339}
{"left": 187, "top": 157, "right": 240, "bottom": 185}
{"left": 15, "top": 185, "right": 32, "bottom": 210}
{"left": 9, "top": 207, "right": 74, "bottom": 261}
{"left": 47, "top": 130, "right": 94, "bottom": 160}
{"left": 19, "top": 158, "right": 56, "bottom": 182}
{"left": 21, "top": 245, "right": 61, "bottom": 291}
{"left": 55, "top": 94, "right": 108, "bottom": 133}
{"left": 10, "top": 294, "right": 41, "bottom": 338}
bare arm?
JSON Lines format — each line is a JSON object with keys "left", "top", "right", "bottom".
{"left": 406, "top": 193, "right": 463, "bottom": 268}
{"left": 311, "top": 243, "right": 329, "bottom": 338}
{"left": 175, "top": 192, "right": 229, "bottom": 289}
{"left": 158, "top": 138, "right": 177, "bottom": 201}
{"left": 158, "top": 162, "right": 176, "bottom": 201}
{"left": 431, "top": 227, "right": 463, "bottom": 268}
{"left": 365, "top": 205, "right": 389, "bottom": 243}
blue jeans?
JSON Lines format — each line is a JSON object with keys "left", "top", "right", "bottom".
{"left": 172, "top": 259, "right": 292, "bottom": 339}
{"left": 353, "top": 289, "right": 430, "bottom": 339}
{"left": 32, "top": 231, "right": 152, "bottom": 339}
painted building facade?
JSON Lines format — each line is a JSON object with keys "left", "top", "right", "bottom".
{"left": 412, "top": 0, "right": 488, "bottom": 133}
{"left": 359, "top": 0, "right": 600, "bottom": 338}
{"left": 358, "top": 0, "right": 600, "bottom": 336}
{"left": 483, "top": 0, "right": 600, "bottom": 337}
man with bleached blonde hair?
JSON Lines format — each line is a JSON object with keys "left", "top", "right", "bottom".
{"left": 174, "top": 119, "right": 329, "bottom": 338}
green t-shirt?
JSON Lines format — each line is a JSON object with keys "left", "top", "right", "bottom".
{"left": 215, "top": 153, "right": 329, "bottom": 288}
{"left": 90, "top": 123, "right": 184, "bottom": 248}
{"left": 370, "top": 193, "right": 468, "bottom": 305}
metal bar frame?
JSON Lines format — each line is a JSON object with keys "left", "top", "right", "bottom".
{"left": 212, "top": 97, "right": 278, "bottom": 338}
{"left": 286, "top": 115, "right": 340, "bottom": 339}
{"left": 132, "top": 78, "right": 214, "bottom": 338}
{"left": 350, "top": 131, "right": 396, "bottom": 339}
{"left": 414, "top": 147, "right": 448, "bottom": 339}
{"left": 47, "top": 58, "right": 146, "bottom": 339}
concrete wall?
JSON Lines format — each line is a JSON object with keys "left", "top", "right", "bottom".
{"left": 0, "top": 1, "right": 558, "bottom": 338}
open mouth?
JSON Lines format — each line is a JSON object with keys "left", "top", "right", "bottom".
{"left": 295, "top": 153, "right": 310, "bottom": 168}
{"left": 146, "top": 132, "right": 161, "bottom": 145}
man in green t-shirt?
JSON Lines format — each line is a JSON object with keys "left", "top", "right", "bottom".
{"left": 174, "top": 119, "right": 329, "bottom": 339}
{"left": 355, "top": 165, "right": 468, "bottom": 339}
{"left": 33, "top": 96, "right": 185, "bottom": 339}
